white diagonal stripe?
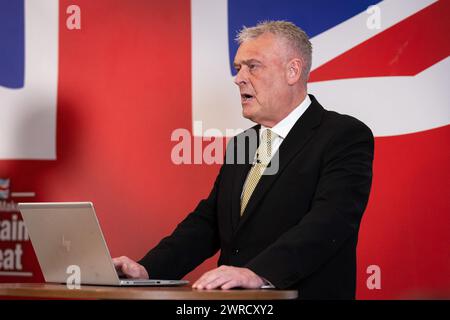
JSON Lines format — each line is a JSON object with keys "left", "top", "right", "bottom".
{"left": 310, "top": 0, "right": 438, "bottom": 70}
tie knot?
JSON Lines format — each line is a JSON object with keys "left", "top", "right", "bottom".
{"left": 262, "top": 129, "right": 273, "bottom": 143}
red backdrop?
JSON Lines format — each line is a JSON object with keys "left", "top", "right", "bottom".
{"left": 0, "top": 0, "right": 448, "bottom": 299}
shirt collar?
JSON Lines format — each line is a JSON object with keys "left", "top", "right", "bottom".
{"left": 260, "top": 94, "right": 311, "bottom": 139}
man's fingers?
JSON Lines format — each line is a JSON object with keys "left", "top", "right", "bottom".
{"left": 112, "top": 256, "right": 130, "bottom": 268}
{"left": 112, "top": 257, "right": 123, "bottom": 267}
{"left": 193, "top": 267, "right": 237, "bottom": 290}
{"left": 192, "top": 270, "right": 213, "bottom": 288}
{"left": 123, "top": 263, "right": 135, "bottom": 278}
{"left": 111, "top": 256, "right": 149, "bottom": 279}
{"left": 204, "top": 276, "right": 227, "bottom": 290}
{"left": 221, "top": 279, "right": 239, "bottom": 290}
{"left": 193, "top": 266, "right": 265, "bottom": 290}
{"left": 121, "top": 263, "right": 141, "bottom": 279}
{"left": 193, "top": 272, "right": 221, "bottom": 289}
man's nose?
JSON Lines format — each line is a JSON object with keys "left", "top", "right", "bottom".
{"left": 234, "top": 69, "right": 247, "bottom": 86}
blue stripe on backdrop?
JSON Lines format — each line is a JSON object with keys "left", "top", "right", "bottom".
{"left": 0, "top": 0, "right": 25, "bottom": 89}
{"left": 227, "top": 0, "right": 381, "bottom": 75}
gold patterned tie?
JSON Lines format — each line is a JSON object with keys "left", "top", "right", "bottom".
{"left": 240, "top": 129, "right": 275, "bottom": 215}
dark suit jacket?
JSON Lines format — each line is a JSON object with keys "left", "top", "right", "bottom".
{"left": 139, "top": 95, "right": 374, "bottom": 299}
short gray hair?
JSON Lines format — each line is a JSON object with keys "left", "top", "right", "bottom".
{"left": 236, "top": 20, "right": 312, "bottom": 82}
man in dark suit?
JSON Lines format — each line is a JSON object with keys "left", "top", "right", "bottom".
{"left": 113, "top": 21, "right": 374, "bottom": 299}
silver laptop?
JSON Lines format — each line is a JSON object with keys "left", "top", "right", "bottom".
{"left": 18, "top": 202, "right": 189, "bottom": 287}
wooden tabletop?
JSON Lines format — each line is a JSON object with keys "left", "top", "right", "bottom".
{"left": 0, "top": 283, "right": 298, "bottom": 300}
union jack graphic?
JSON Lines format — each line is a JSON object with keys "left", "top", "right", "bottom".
{"left": 0, "top": 0, "right": 448, "bottom": 298}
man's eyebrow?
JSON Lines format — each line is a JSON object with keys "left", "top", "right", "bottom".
{"left": 234, "top": 59, "right": 262, "bottom": 67}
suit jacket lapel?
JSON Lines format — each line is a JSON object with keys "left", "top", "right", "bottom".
{"left": 235, "top": 95, "right": 324, "bottom": 233}
{"left": 230, "top": 162, "right": 251, "bottom": 230}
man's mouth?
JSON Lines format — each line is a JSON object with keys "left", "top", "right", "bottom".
{"left": 241, "top": 93, "right": 254, "bottom": 103}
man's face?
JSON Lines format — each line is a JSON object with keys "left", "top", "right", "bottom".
{"left": 233, "top": 33, "right": 291, "bottom": 126}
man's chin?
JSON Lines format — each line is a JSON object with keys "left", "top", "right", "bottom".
{"left": 242, "top": 103, "right": 256, "bottom": 117}
{"left": 242, "top": 108, "right": 255, "bottom": 122}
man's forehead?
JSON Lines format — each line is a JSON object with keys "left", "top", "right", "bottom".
{"left": 234, "top": 49, "right": 264, "bottom": 64}
{"left": 236, "top": 32, "right": 285, "bottom": 56}
{"left": 234, "top": 33, "right": 283, "bottom": 61}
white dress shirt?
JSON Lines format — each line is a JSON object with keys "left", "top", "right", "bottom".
{"left": 242, "top": 95, "right": 312, "bottom": 196}
{"left": 258, "top": 94, "right": 311, "bottom": 162}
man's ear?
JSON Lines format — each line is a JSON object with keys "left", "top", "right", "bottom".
{"left": 286, "top": 58, "right": 302, "bottom": 85}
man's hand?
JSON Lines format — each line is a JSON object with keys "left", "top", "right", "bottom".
{"left": 192, "top": 265, "right": 265, "bottom": 290}
{"left": 112, "top": 256, "right": 149, "bottom": 279}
